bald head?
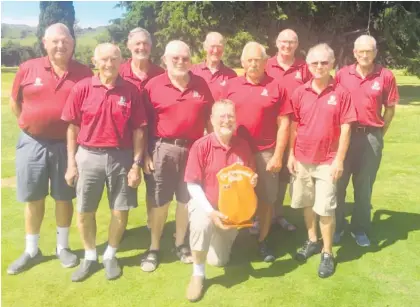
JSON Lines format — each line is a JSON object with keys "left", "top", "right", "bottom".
{"left": 354, "top": 35, "right": 377, "bottom": 50}
{"left": 353, "top": 35, "right": 377, "bottom": 68}
{"left": 42, "top": 23, "right": 74, "bottom": 64}
{"left": 203, "top": 32, "right": 225, "bottom": 64}
{"left": 276, "top": 29, "right": 299, "bottom": 58}
{"left": 163, "top": 40, "right": 192, "bottom": 78}
{"left": 94, "top": 43, "right": 121, "bottom": 60}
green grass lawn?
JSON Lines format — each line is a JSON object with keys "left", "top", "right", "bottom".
{"left": 1, "top": 69, "right": 420, "bottom": 307}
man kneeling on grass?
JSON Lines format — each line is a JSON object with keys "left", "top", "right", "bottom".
{"left": 183, "top": 99, "right": 257, "bottom": 302}
{"left": 61, "top": 43, "right": 148, "bottom": 281}
{"left": 288, "top": 43, "right": 356, "bottom": 278}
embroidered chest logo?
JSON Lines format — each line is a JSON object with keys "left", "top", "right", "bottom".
{"left": 371, "top": 81, "right": 380, "bottom": 91}
{"left": 118, "top": 96, "right": 127, "bottom": 106}
{"left": 220, "top": 80, "right": 227, "bottom": 86}
{"left": 261, "top": 88, "right": 268, "bottom": 96}
{"left": 327, "top": 95, "right": 337, "bottom": 105}
{"left": 295, "top": 71, "right": 302, "bottom": 80}
{"left": 33, "top": 77, "right": 43, "bottom": 86}
{"left": 192, "top": 90, "right": 200, "bottom": 98}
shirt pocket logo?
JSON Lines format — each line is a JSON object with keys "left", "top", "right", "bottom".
{"left": 371, "top": 81, "right": 380, "bottom": 91}
{"left": 261, "top": 88, "right": 268, "bottom": 96}
{"left": 33, "top": 77, "right": 43, "bottom": 86}
{"left": 327, "top": 95, "right": 337, "bottom": 105}
{"left": 295, "top": 71, "right": 302, "bottom": 80}
{"left": 118, "top": 96, "right": 127, "bottom": 106}
{"left": 220, "top": 80, "right": 227, "bottom": 86}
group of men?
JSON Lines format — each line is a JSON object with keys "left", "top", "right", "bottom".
{"left": 7, "top": 22, "right": 398, "bottom": 302}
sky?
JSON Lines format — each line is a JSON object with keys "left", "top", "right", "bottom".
{"left": 1, "top": 1, "right": 125, "bottom": 28}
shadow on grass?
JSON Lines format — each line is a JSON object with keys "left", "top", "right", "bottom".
{"left": 398, "top": 85, "right": 420, "bottom": 106}
{"left": 336, "top": 203, "right": 420, "bottom": 263}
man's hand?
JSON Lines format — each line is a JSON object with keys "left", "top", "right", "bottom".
{"left": 287, "top": 154, "right": 298, "bottom": 175}
{"left": 250, "top": 173, "right": 258, "bottom": 188}
{"left": 142, "top": 154, "right": 154, "bottom": 175}
{"left": 266, "top": 155, "right": 282, "bottom": 173}
{"left": 330, "top": 158, "right": 344, "bottom": 182}
{"left": 65, "top": 165, "right": 78, "bottom": 187}
{"left": 128, "top": 165, "right": 142, "bottom": 188}
{"left": 210, "top": 210, "right": 229, "bottom": 230}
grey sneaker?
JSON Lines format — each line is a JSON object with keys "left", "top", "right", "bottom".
{"left": 103, "top": 257, "right": 121, "bottom": 280}
{"left": 351, "top": 232, "right": 371, "bottom": 247}
{"left": 57, "top": 248, "right": 79, "bottom": 268}
{"left": 7, "top": 250, "right": 43, "bottom": 275}
{"left": 71, "top": 259, "right": 99, "bottom": 282}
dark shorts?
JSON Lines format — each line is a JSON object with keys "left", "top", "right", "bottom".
{"left": 16, "top": 131, "right": 75, "bottom": 202}
{"left": 254, "top": 149, "right": 279, "bottom": 205}
{"left": 144, "top": 140, "right": 190, "bottom": 207}
{"left": 75, "top": 146, "right": 137, "bottom": 213}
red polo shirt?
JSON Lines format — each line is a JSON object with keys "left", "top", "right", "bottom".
{"left": 61, "top": 76, "right": 147, "bottom": 149}
{"left": 119, "top": 59, "right": 165, "bottom": 90}
{"left": 223, "top": 74, "right": 293, "bottom": 152}
{"left": 184, "top": 133, "right": 256, "bottom": 208}
{"left": 190, "top": 61, "right": 237, "bottom": 101}
{"left": 11, "top": 56, "right": 93, "bottom": 140}
{"left": 265, "top": 56, "right": 311, "bottom": 97}
{"left": 335, "top": 64, "right": 399, "bottom": 127}
{"left": 144, "top": 72, "right": 214, "bottom": 142}
{"left": 291, "top": 79, "right": 357, "bottom": 164}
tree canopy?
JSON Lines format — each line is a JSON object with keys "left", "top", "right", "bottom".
{"left": 107, "top": 1, "right": 420, "bottom": 76}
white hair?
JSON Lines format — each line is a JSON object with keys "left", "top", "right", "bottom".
{"left": 306, "top": 43, "right": 335, "bottom": 63}
{"left": 203, "top": 32, "right": 224, "bottom": 49}
{"left": 211, "top": 99, "right": 235, "bottom": 115}
{"left": 128, "top": 27, "right": 152, "bottom": 45}
{"left": 93, "top": 43, "right": 122, "bottom": 60}
{"left": 241, "top": 41, "right": 268, "bottom": 61}
{"left": 163, "top": 40, "right": 191, "bottom": 57}
{"left": 43, "top": 23, "right": 72, "bottom": 40}
{"left": 354, "top": 35, "right": 377, "bottom": 50}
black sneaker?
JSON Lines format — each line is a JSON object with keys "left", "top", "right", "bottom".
{"left": 295, "top": 240, "right": 322, "bottom": 262}
{"left": 318, "top": 252, "right": 335, "bottom": 278}
{"left": 7, "top": 250, "right": 43, "bottom": 275}
{"left": 258, "top": 240, "right": 275, "bottom": 262}
{"left": 71, "top": 259, "right": 99, "bottom": 282}
{"left": 103, "top": 257, "right": 122, "bottom": 280}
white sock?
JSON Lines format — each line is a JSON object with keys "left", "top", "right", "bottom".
{"left": 103, "top": 245, "right": 117, "bottom": 260}
{"left": 85, "top": 249, "right": 97, "bottom": 261}
{"left": 192, "top": 263, "right": 205, "bottom": 277}
{"left": 56, "top": 227, "right": 69, "bottom": 254}
{"left": 25, "top": 234, "right": 40, "bottom": 257}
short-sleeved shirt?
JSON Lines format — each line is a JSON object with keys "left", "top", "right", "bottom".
{"left": 335, "top": 64, "right": 399, "bottom": 127}
{"left": 190, "top": 61, "right": 237, "bottom": 101}
{"left": 222, "top": 74, "right": 293, "bottom": 152}
{"left": 291, "top": 79, "right": 357, "bottom": 165}
{"left": 184, "top": 132, "right": 255, "bottom": 208}
{"left": 119, "top": 59, "right": 165, "bottom": 90}
{"left": 11, "top": 56, "right": 93, "bottom": 140}
{"left": 265, "top": 56, "right": 311, "bottom": 97}
{"left": 144, "top": 72, "right": 214, "bottom": 142}
{"left": 61, "top": 76, "right": 147, "bottom": 149}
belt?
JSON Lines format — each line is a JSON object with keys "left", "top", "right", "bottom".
{"left": 23, "top": 130, "right": 65, "bottom": 144}
{"left": 158, "top": 138, "right": 190, "bottom": 147}
{"left": 353, "top": 125, "right": 381, "bottom": 133}
{"left": 80, "top": 145, "right": 122, "bottom": 152}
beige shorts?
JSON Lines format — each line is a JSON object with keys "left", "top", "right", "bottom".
{"left": 188, "top": 200, "right": 238, "bottom": 267}
{"left": 290, "top": 161, "right": 337, "bottom": 217}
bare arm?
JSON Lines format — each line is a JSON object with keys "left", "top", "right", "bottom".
{"left": 132, "top": 126, "right": 146, "bottom": 169}
{"left": 10, "top": 97, "right": 22, "bottom": 118}
{"left": 67, "top": 124, "right": 80, "bottom": 168}
{"left": 273, "top": 115, "right": 290, "bottom": 161}
{"left": 288, "top": 121, "right": 297, "bottom": 159}
{"left": 335, "top": 123, "right": 352, "bottom": 163}
{"left": 382, "top": 106, "right": 395, "bottom": 136}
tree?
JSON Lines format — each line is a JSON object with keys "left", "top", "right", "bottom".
{"left": 36, "top": 1, "right": 76, "bottom": 55}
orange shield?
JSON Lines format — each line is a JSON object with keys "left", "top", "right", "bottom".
{"left": 216, "top": 163, "right": 257, "bottom": 229}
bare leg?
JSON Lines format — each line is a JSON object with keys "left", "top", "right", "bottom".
{"left": 149, "top": 202, "right": 170, "bottom": 250}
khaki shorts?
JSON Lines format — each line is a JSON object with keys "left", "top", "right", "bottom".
{"left": 254, "top": 149, "right": 279, "bottom": 205}
{"left": 75, "top": 146, "right": 137, "bottom": 213}
{"left": 188, "top": 200, "right": 238, "bottom": 267}
{"left": 290, "top": 161, "right": 337, "bottom": 217}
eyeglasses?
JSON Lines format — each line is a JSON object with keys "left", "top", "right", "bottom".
{"left": 309, "top": 61, "right": 330, "bottom": 67}
{"left": 171, "top": 56, "right": 190, "bottom": 63}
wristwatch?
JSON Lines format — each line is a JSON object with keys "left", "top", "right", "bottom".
{"left": 133, "top": 158, "right": 144, "bottom": 167}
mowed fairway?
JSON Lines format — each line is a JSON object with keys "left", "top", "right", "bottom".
{"left": 1, "top": 69, "right": 420, "bottom": 307}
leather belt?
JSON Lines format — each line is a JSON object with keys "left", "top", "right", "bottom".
{"left": 158, "top": 138, "right": 190, "bottom": 147}
{"left": 81, "top": 145, "right": 121, "bottom": 152}
{"left": 353, "top": 126, "right": 381, "bottom": 133}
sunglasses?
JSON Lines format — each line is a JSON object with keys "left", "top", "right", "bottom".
{"left": 310, "top": 61, "right": 330, "bottom": 67}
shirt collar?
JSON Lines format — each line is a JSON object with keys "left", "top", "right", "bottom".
{"left": 210, "top": 132, "right": 237, "bottom": 149}
{"left": 92, "top": 75, "right": 124, "bottom": 88}
{"left": 268, "top": 55, "right": 305, "bottom": 69}
{"left": 349, "top": 63, "right": 382, "bottom": 77}
{"left": 240, "top": 73, "right": 270, "bottom": 85}
{"left": 199, "top": 61, "right": 226, "bottom": 71}
{"left": 304, "top": 77, "right": 336, "bottom": 92}
{"left": 163, "top": 71, "right": 197, "bottom": 89}
{"left": 43, "top": 56, "right": 77, "bottom": 73}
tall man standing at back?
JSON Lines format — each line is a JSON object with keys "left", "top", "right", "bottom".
{"left": 335, "top": 35, "right": 399, "bottom": 246}
{"left": 223, "top": 42, "right": 292, "bottom": 261}
{"left": 191, "top": 32, "right": 237, "bottom": 101}
{"left": 141, "top": 40, "right": 214, "bottom": 272}
{"left": 7, "top": 23, "right": 93, "bottom": 275}
{"left": 264, "top": 29, "right": 312, "bottom": 232}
